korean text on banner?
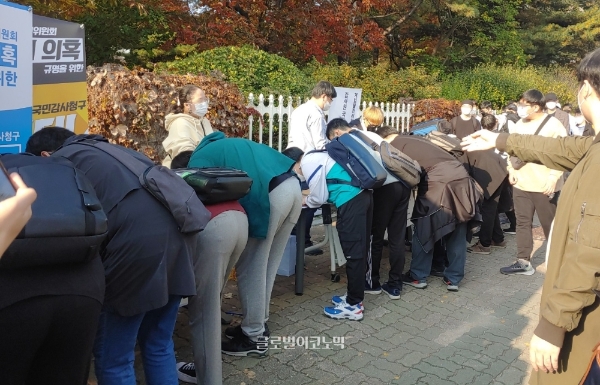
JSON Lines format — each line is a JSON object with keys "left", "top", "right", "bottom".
{"left": 327, "top": 87, "right": 362, "bottom": 123}
{"left": 32, "top": 15, "right": 87, "bottom": 134}
{"left": 0, "top": 1, "right": 32, "bottom": 153}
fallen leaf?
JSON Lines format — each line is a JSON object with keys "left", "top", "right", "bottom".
{"left": 223, "top": 293, "right": 233, "bottom": 299}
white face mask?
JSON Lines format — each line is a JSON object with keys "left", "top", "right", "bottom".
{"left": 517, "top": 106, "right": 531, "bottom": 119}
{"left": 575, "top": 115, "right": 586, "bottom": 125}
{"left": 546, "top": 101, "right": 557, "bottom": 110}
{"left": 323, "top": 101, "right": 331, "bottom": 111}
{"left": 461, "top": 107, "right": 472, "bottom": 116}
{"left": 194, "top": 102, "right": 209, "bottom": 117}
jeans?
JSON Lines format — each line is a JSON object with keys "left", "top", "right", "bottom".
{"left": 410, "top": 222, "right": 468, "bottom": 285}
{"left": 93, "top": 295, "right": 182, "bottom": 385}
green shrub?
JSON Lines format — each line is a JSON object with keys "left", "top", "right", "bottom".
{"left": 157, "top": 46, "right": 311, "bottom": 97}
{"left": 441, "top": 64, "right": 578, "bottom": 108}
{"left": 304, "top": 61, "right": 441, "bottom": 102}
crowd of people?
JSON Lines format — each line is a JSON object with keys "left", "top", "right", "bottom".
{"left": 1, "top": 47, "right": 600, "bottom": 385}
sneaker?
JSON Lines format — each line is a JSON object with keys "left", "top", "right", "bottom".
{"left": 468, "top": 241, "right": 491, "bottom": 255}
{"left": 176, "top": 362, "right": 197, "bottom": 384}
{"left": 503, "top": 228, "right": 517, "bottom": 235}
{"left": 401, "top": 272, "right": 427, "bottom": 289}
{"left": 442, "top": 277, "right": 459, "bottom": 292}
{"left": 491, "top": 240, "right": 507, "bottom": 248}
{"left": 500, "top": 260, "right": 535, "bottom": 276}
{"left": 221, "top": 334, "right": 268, "bottom": 357}
{"left": 429, "top": 268, "right": 445, "bottom": 277}
{"left": 364, "top": 282, "right": 382, "bottom": 295}
{"left": 225, "top": 323, "right": 270, "bottom": 340}
{"left": 381, "top": 283, "right": 401, "bottom": 299}
{"left": 324, "top": 300, "right": 364, "bottom": 321}
{"left": 331, "top": 294, "right": 364, "bottom": 311}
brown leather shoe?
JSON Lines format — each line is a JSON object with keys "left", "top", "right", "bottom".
{"left": 491, "top": 240, "right": 507, "bottom": 248}
{"left": 468, "top": 241, "right": 491, "bottom": 255}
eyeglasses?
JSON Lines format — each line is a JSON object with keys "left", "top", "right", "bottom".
{"left": 198, "top": 97, "right": 210, "bottom": 104}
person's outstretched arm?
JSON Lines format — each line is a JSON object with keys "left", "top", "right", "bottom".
{"left": 462, "top": 130, "right": 595, "bottom": 173}
{"left": 0, "top": 174, "right": 37, "bottom": 257}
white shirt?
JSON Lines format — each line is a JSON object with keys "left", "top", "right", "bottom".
{"left": 287, "top": 100, "right": 328, "bottom": 152}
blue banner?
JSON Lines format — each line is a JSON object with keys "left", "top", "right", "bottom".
{"left": 0, "top": 0, "right": 32, "bottom": 153}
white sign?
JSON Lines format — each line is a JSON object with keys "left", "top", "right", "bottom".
{"left": 0, "top": 1, "right": 32, "bottom": 153}
{"left": 327, "top": 87, "right": 362, "bottom": 123}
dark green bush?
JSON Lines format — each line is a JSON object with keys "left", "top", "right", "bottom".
{"left": 157, "top": 45, "right": 311, "bottom": 97}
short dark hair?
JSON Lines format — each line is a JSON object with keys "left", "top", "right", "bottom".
{"left": 171, "top": 150, "right": 193, "bottom": 169}
{"left": 311, "top": 81, "right": 337, "bottom": 99}
{"left": 25, "top": 126, "right": 75, "bottom": 155}
{"left": 520, "top": 89, "right": 545, "bottom": 109}
{"left": 374, "top": 125, "right": 398, "bottom": 139}
{"left": 481, "top": 114, "right": 497, "bottom": 131}
{"left": 326, "top": 118, "right": 351, "bottom": 138}
{"left": 480, "top": 101, "right": 492, "bottom": 110}
{"left": 505, "top": 103, "right": 518, "bottom": 112}
{"left": 577, "top": 47, "right": 600, "bottom": 97}
{"left": 172, "top": 84, "right": 201, "bottom": 114}
{"left": 282, "top": 147, "right": 304, "bottom": 162}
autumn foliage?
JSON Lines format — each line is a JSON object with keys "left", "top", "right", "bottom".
{"left": 87, "top": 64, "right": 256, "bottom": 163}
{"left": 410, "top": 99, "right": 461, "bottom": 126}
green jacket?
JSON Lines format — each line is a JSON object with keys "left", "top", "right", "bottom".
{"left": 189, "top": 132, "right": 295, "bottom": 239}
{"left": 497, "top": 133, "right": 600, "bottom": 385}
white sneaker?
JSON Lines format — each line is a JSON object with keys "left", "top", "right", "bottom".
{"left": 324, "top": 299, "right": 364, "bottom": 321}
{"left": 331, "top": 294, "right": 364, "bottom": 311}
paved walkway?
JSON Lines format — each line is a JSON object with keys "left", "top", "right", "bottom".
{"left": 127, "top": 220, "right": 547, "bottom": 385}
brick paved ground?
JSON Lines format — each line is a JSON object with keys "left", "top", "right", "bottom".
{"left": 115, "top": 218, "right": 547, "bottom": 385}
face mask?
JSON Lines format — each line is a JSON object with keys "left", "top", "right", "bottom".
{"left": 194, "top": 102, "right": 209, "bottom": 117}
{"left": 517, "top": 106, "right": 530, "bottom": 119}
{"left": 575, "top": 116, "right": 586, "bottom": 125}
{"left": 546, "top": 102, "right": 557, "bottom": 110}
{"left": 461, "top": 107, "right": 472, "bottom": 116}
{"left": 323, "top": 101, "right": 331, "bottom": 111}
{"left": 577, "top": 86, "right": 591, "bottom": 125}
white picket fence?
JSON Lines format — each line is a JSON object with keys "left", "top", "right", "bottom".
{"left": 246, "top": 93, "right": 414, "bottom": 152}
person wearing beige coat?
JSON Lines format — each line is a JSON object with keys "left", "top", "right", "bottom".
{"left": 162, "top": 85, "right": 213, "bottom": 168}
{"left": 461, "top": 47, "right": 600, "bottom": 385}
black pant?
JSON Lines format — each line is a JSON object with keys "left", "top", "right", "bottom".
{"left": 479, "top": 178, "right": 507, "bottom": 247}
{"left": 0, "top": 295, "right": 101, "bottom": 385}
{"left": 369, "top": 182, "right": 410, "bottom": 289}
{"left": 291, "top": 207, "right": 316, "bottom": 246}
{"left": 336, "top": 190, "right": 373, "bottom": 306}
{"left": 513, "top": 187, "right": 559, "bottom": 261}
{"left": 498, "top": 182, "right": 516, "bottom": 229}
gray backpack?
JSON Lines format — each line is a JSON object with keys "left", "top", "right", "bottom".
{"left": 349, "top": 130, "right": 421, "bottom": 188}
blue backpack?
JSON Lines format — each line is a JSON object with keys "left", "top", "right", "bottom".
{"left": 410, "top": 118, "right": 446, "bottom": 136}
{"left": 322, "top": 133, "right": 387, "bottom": 189}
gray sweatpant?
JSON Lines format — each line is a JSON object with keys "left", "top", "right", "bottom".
{"left": 188, "top": 210, "right": 248, "bottom": 385}
{"left": 237, "top": 177, "right": 302, "bottom": 337}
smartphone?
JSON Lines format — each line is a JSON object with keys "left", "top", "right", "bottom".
{"left": 0, "top": 161, "right": 16, "bottom": 202}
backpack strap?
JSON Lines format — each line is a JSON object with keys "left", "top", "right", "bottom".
{"left": 534, "top": 115, "right": 552, "bottom": 136}
{"left": 325, "top": 178, "right": 354, "bottom": 186}
{"left": 66, "top": 139, "right": 148, "bottom": 177}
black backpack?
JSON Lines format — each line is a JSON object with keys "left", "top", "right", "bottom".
{"left": 174, "top": 167, "right": 253, "bottom": 205}
{"left": 0, "top": 154, "right": 108, "bottom": 269}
